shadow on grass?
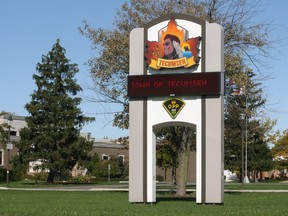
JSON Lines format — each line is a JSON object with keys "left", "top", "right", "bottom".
{"left": 157, "top": 196, "right": 196, "bottom": 203}
{"left": 156, "top": 191, "right": 196, "bottom": 203}
{"left": 156, "top": 191, "right": 244, "bottom": 203}
{"left": 224, "top": 191, "right": 243, "bottom": 196}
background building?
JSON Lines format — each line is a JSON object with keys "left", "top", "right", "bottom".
{"left": 0, "top": 114, "right": 26, "bottom": 169}
{"left": 0, "top": 114, "right": 197, "bottom": 183}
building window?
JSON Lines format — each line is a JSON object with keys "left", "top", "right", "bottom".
{"left": 0, "top": 149, "right": 4, "bottom": 166}
{"left": 102, "top": 154, "right": 110, "bottom": 161}
{"left": 10, "top": 131, "right": 17, "bottom": 136}
{"left": 117, "top": 155, "right": 125, "bottom": 163}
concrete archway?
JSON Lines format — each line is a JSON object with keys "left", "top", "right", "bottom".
{"left": 153, "top": 121, "right": 197, "bottom": 187}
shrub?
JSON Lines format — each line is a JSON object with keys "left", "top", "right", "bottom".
{"left": 32, "top": 172, "right": 48, "bottom": 183}
{"left": 156, "top": 175, "right": 164, "bottom": 182}
{"left": 0, "top": 167, "right": 23, "bottom": 182}
{"left": 0, "top": 167, "right": 6, "bottom": 182}
{"left": 68, "top": 175, "right": 95, "bottom": 184}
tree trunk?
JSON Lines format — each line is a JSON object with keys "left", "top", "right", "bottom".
{"left": 176, "top": 128, "right": 193, "bottom": 196}
{"left": 172, "top": 166, "right": 177, "bottom": 185}
{"left": 46, "top": 170, "right": 55, "bottom": 184}
{"left": 176, "top": 149, "right": 189, "bottom": 196}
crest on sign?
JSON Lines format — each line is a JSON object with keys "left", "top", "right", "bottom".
{"left": 145, "top": 17, "right": 201, "bottom": 70}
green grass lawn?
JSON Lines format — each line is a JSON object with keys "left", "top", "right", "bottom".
{"left": 0, "top": 190, "right": 288, "bottom": 216}
{"left": 0, "top": 179, "right": 126, "bottom": 188}
{"left": 224, "top": 182, "right": 288, "bottom": 190}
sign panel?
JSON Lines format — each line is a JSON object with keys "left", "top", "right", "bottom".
{"left": 128, "top": 72, "right": 221, "bottom": 98}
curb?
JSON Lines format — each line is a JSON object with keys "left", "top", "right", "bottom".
{"left": 1, "top": 187, "right": 288, "bottom": 193}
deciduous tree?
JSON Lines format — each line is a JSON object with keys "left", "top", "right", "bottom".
{"left": 0, "top": 111, "right": 9, "bottom": 145}
{"left": 271, "top": 130, "right": 288, "bottom": 174}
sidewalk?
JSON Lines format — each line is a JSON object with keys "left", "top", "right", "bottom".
{"left": 0, "top": 184, "right": 129, "bottom": 191}
{"left": 1, "top": 185, "right": 288, "bottom": 192}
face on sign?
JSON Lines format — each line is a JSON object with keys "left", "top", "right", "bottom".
{"left": 162, "top": 34, "right": 180, "bottom": 59}
{"left": 163, "top": 38, "right": 174, "bottom": 57}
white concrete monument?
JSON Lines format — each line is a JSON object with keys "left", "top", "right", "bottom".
{"left": 128, "top": 14, "right": 224, "bottom": 204}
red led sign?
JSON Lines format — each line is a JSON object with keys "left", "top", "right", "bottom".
{"left": 128, "top": 72, "right": 221, "bottom": 98}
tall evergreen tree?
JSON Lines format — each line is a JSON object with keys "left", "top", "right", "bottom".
{"left": 225, "top": 64, "right": 274, "bottom": 180}
{"left": 16, "top": 39, "right": 94, "bottom": 183}
{"left": 248, "top": 119, "right": 273, "bottom": 181}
